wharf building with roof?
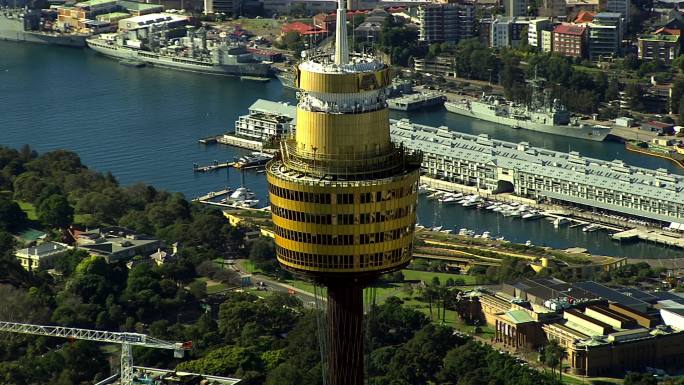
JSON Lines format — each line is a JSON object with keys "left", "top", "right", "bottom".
{"left": 390, "top": 119, "right": 684, "bottom": 226}
{"left": 234, "top": 99, "right": 296, "bottom": 142}
{"left": 56, "top": 0, "right": 163, "bottom": 33}
{"left": 458, "top": 278, "right": 684, "bottom": 376}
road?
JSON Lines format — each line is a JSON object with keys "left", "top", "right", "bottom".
{"left": 234, "top": 260, "right": 321, "bottom": 307}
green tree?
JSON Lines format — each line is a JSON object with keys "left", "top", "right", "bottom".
{"left": 438, "top": 340, "right": 488, "bottom": 382}
{"left": 36, "top": 194, "right": 73, "bottom": 228}
{"left": 249, "top": 237, "right": 277, "bottom": 272}
{"left": 542, "top": 339, "right": 563, "bottom": 377}
{"left": 385, "top": 324, "right": 459, "bottom": 385}
{"left": 0, "top": 198, "right": 27, "bottom": 232}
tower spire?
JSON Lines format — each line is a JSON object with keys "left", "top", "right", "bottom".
{"left": 334, "top": 0, "right": 349, "bottom": 65}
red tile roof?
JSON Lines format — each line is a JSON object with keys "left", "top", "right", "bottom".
{"left": 282, "top": 21, "right": 313, "bottom": 34}
{"left": 554, "top": 23, "right": 586, "bottom": 36}
{"left": 655, "top": 27, "right": 682, "bottom": 35}
{"left": 574, "top": 10, "right": 596, "bottom": 23}
{"left": 282, "top": 21, "right": 328, "bottom": 36}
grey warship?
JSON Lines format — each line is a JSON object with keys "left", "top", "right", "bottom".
{"left": 0, "top": 8, "right": 87, "bottom": 47}
{"left": 445, "top": 76, "right": 610, "bottom": 142}
{"left": 87, "top": 25, "right": 272, "bottom": 77}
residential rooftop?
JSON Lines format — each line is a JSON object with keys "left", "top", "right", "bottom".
{"left": 639, "top": 33, "right": 680, "bottom": 42}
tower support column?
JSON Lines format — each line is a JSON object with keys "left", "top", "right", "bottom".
{"left": 326, "top": 283, "right": 364, "bottom": 385}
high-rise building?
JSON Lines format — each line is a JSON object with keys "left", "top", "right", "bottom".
{"left": 418, "top": 3, "right": 475, "bottom": 43}
{"left": 527, "top": 18, "right": 554, "bottom": 48}
{"left": 588, "top": 12, "right": 622, "bottom": 60}
{"left": 504, "top": 0, "right": 528, "bottom": 17}
{"left": 265, "top": 0, "right": 422, "bottom": 383}
{"left": 490, "top": 16, "right": 527, "bottom": 48}
{"left": 605, "top": 0, "right": 630, "bottom": 23}
{"left": 490, "top": 17, "right": 512, "bottom": 48}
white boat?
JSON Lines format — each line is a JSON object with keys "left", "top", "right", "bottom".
{"left": 418, "top": 184, "right": 431, "bottom": 195}
{"left": 440, "top": 229, "right": 453, "bottom": 234}
{"left": 427, "top": 191, "right": 444, "bottom": 200}
{"left": 485, "top": 203, "right": 500, "bottom": 210}
{"left": 225, "top": 187, "right": 260, "bottom": 208}
{"left": 522, "top": 211, "right": 544, "bottom": 220}
{"left": 432, "top": 226, "right": 443, "bottom": 232}
{"left": 482, "top": 231, "right": 491, "bottom": 239}
{"left": 458, "top": 228, "right": 475, "bottom": 236}
{"left": 441, "top": 196, "right": 461, "bottom": 204}
{"left": 552, "top": 217, "right": 569, "bottom": 227}
{"left": 525, "top": 240, "right": 533, "bottom": 246}
{"left": 232, "top": 199, "right": 260, "bottom": 208}
{"left": 462, "top": 200, "right": 479, "bottom": 207}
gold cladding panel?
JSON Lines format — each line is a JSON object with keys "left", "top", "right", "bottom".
{"left": 295, "top": 108, "right": 391, "bottom": 156}
{"left": 271, "top": 212, "right": 416, "bottom": 235}
{"left": 267, "top": 169, "right": 419, "bottom": 275}
{"left": 296, "top": 67, "right": 391, "bottom": 93}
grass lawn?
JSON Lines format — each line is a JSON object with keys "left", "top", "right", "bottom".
{"left": 15, "top": 200, "right": 37, "bottom": 221}
{"left": 196, "top": 277, "right": 231, "bottom": 294}
{"left": 240, "top": 260, "right": 263, "bottom": 274}
{"left": 394, "top": 291, "right": 495, "bottom": 338}
{"left": 402, "top": 269, "right": 477, "bottom": 285}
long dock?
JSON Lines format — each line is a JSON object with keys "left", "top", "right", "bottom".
{"left": 198, "top": 135, "right": 221, "bottom": 144}
{"left": 612, "top": 228, "right": 684, "bottom": 249}
{"left": 193, "top": 188, "right": 232, "bottom": 202}
{"left": 193, "top": 161, "right": 235, "bottom": 172}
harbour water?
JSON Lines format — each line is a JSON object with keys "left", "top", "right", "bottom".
{"left": 1, "top": 41, "right": 682, "bottom": 259}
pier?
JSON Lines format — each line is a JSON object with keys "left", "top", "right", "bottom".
{"left": 198, "top": 135, "right": 221, "bottom": 144}
{"left": 612, "top": 228, "right": 684, "bottom": 249}
{"left": 192, "top": 188, "right": 232, "bottom": 202}
{"left": 192, "top": 161, "right": 234, "bottom": 172}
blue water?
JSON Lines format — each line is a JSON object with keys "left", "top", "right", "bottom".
{"left": 1, "top": 41, "right": 682, "bottom": 259}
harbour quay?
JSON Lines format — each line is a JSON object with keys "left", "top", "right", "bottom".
{"left": 390, "top": 118, "right": 684, "bottom": 231}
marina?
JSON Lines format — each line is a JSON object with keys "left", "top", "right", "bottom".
{"left": 4, "top": 41, "right": 684, "bottom": 259}
{"left": 391, "top": 119, "right": 684, "bottom": 226}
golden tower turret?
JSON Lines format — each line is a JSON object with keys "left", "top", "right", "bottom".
{"left": 266, "top": 1, "right": 421, "bottom": 383}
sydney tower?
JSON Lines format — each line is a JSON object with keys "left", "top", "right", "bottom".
{"left": 266, "top": 2, "right": 421, "bottom": 382}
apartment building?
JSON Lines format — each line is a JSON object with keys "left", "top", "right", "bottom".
{"left": 418, "top": 2, "right": 475, "bottom": 43}
{"left": 588, "top": 12, "right": 622, "bottom": 60}
{"left": 637, "top": 33, "right": 681, "bottom": 63}
{"left": 504, "top": 0, "right": 527, "bottom": 16}
{"left": 553, "top": 23, "right": 587, "bottom": 58}
{"left": 527, "top": 17, "right": 553, "bottom": 48}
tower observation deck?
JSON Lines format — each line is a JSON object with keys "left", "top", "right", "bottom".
{"left": 266, "top": 0, "right": 422, "bottom": 383}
